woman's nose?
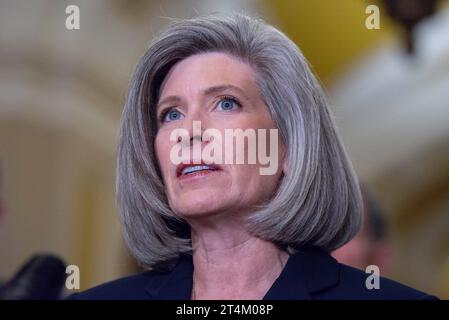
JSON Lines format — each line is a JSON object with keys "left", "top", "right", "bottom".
{"left": 176, "top": 107, "right": 211, "bottom": 147}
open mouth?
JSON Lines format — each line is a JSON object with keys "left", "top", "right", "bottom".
{"left": 176, "top": 162, "right": 221, "bottom": 178}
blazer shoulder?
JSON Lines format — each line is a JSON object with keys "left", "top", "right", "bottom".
{"left": 317, "top": 263, "right": 439, "bottom": 300}
{"left": 66, "top": 270, "right": 167, "bottom": 300}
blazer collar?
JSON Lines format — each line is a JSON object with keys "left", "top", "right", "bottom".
{"left": 263, "top": 246, "right": 340, "bottom": 299}
{"left": 145, "top": 246, "right": 340, "bottom": 300}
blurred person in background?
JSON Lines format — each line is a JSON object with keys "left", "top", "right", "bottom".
{"left": 332, "top": 186, "right": 392, "bottom": 276}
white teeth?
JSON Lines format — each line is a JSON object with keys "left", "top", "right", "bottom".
{"left": 182, "top": 165, "right": 215, "bottom": 175}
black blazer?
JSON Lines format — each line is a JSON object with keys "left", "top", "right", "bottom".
{"left": 69, "top": 246, "right": 438, "bottom": 300}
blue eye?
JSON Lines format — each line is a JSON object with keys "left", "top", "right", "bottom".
{"left": 217, "top": 97, "right": 241, "bottom": 111}
{"left": 162, "top": 109, "right": 184, "bottom": 123}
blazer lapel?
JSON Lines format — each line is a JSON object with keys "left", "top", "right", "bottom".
{"left": 144, "top": 253, "right": 194, "bottom": 300}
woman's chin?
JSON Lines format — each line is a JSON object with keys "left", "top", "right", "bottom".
{"left": 173, "top": 200, "right": 235, "bottom": 220}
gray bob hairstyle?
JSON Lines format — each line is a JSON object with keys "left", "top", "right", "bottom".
{"left": 117, "top": 12, "right": 362, "bottom": 271}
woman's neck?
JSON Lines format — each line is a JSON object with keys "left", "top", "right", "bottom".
{"left": 189, "top": 218, "right": 289, "bottom": 300}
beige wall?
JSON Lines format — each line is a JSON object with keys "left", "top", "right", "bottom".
{"left": 0, "top": 116, "right": 128, "bottom": 287}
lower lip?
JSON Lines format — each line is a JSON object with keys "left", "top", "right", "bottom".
{"left": 177, "top": 169, "right": 222, "bottom": 182}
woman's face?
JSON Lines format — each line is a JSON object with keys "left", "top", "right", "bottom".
{"left": 155, "top": 52, "right": 286, "bottom": 219}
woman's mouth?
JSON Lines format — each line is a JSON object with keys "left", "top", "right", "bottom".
{"left": 176, "top": 162, "right": 222, "bottom": 180}
{"left": 181, "top": 165, "right": 217, "bottom": 175}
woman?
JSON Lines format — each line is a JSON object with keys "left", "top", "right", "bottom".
{"left": 71, "top": 13, "right": 437, "bottom": 300}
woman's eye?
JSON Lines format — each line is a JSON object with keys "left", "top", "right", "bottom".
{"left": 217, "top": 97, "right": 241, "bottom": 111}
{"left": 161, "top": 109, "right": 184, "bottom": 123}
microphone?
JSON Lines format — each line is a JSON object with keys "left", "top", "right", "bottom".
{"left": 0, "top": 254, "right": 67, "bottom": 300}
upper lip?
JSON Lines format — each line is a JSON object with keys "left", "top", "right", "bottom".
{"left": 176, "top": 161, "right": 222, "bottom": 177}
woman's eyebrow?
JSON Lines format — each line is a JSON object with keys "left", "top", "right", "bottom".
{"left": 156, "top": 96, "right": 182, "bottom": 111}
{"left": 157, "top": 84, "right": 250, "bottom": 110}
{"left": 202, "top": 84, "right": 250, "bottom": 101}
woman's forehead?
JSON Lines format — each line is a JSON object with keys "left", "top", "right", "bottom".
{"left": 159, "top": 52, "right": 256, "bottom": 95}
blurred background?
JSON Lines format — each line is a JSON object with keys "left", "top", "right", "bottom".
{"left": 0, "top": 0, "right": 448, "bottom": 298}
